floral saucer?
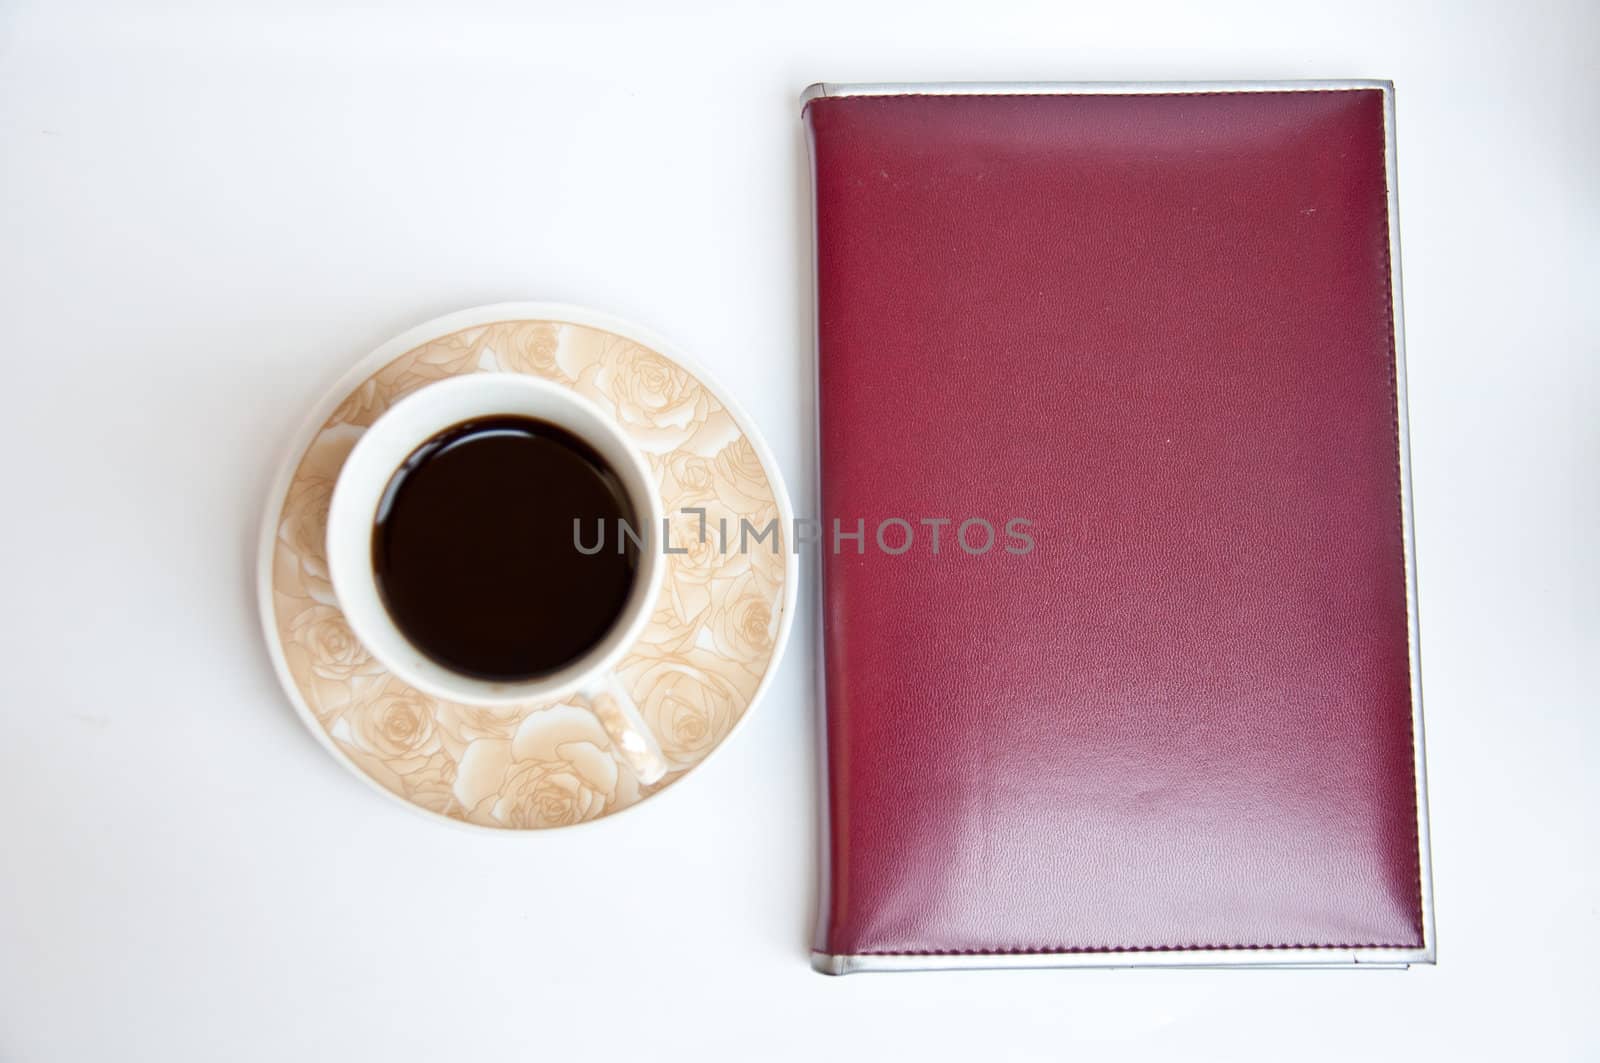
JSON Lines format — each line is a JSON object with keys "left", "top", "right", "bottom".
{"left": 257, "top": 304, "right": 796, "bottom": 830}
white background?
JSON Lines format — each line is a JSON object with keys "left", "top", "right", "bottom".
{"left": 1, "top": 0, "right": 1596, "bottom": 1059}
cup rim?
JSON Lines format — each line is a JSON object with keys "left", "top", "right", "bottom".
{"left": 325, "top": 372, "right": 665, "bottom": 707}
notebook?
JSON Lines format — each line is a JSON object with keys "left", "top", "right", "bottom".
{"left": 804, "top": 81, "right": 1434, "bottom": 973}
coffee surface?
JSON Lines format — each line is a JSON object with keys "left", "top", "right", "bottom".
{"left": 372, "top": 415, "right": 639, "bottom": 681}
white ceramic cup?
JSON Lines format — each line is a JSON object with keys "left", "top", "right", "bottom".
{"left": 325, "top": 373, "right": 669, "bottom": 784}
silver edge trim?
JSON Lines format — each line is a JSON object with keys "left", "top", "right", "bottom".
{"left": 801, "top": 79, "right": 1435, "bottom": 970}
{"left": 805, "top": 116, "right": 834, "bottom": 957}
{"left": 800, "top": 79, "right": 1392, "bottom": 107}
{"left": 1382, "top": 85, "right": 1438, "bottom": 966}
{"left": 813, "top": 949, "right": 1425, "bottom": 975}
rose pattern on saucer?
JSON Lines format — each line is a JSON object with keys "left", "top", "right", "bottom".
{"left": 270, "top": 320, "right": 787, "bottom": 828}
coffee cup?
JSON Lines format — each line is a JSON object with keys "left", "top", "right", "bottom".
{"left": 325, "top": 373, "right": 669, "bottom": 784}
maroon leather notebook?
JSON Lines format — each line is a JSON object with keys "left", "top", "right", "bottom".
{"left": 804, "top": 82, "right": 1433, "bottom": 972}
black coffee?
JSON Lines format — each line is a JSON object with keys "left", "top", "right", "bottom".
{"left": 372, "top": 415, "right": 639, "bottom": 681}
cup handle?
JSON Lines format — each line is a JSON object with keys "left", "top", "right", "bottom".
{"left": 582, "top": 673, "right": 668, "bottom": 785}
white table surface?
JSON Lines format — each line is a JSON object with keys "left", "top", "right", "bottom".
{"left": 2, "top": 1, "right": 1596, "bottom": 1059}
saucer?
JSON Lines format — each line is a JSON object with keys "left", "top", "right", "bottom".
{"left": 257, "top": 304, "right": 796, "bottom": 830}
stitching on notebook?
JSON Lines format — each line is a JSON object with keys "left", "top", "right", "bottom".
{"left": 1376, "top": 90, "right": 1429, "bottom": 947}
{"left": 810, "top": 89, "right": 1374, "bottom": 104}
{"left": 848, "top": 943, "right": 1415, "bottom": 956}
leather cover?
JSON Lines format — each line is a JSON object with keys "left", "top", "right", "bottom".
{"left": 805, "top": 84, "right": 1431, "bottom": 968}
